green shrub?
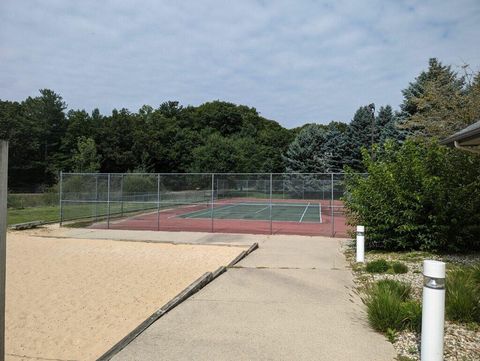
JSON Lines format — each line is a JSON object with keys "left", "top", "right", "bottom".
{"left": 391, "top": 262, "right": 409, "bottom": 274}
{"left": 8, "top": 191, "right": 59, "bottom": 209}
{"left": 365, "top": 280, "right": 420, "bottom": 334}
{"left": 385, "top": 328, "right": 397, "bottom": 343}
{"left": 366, "top": 259, "right": 389, "bottom": 273}
{"left": 446, "top": 267, "right": 480, "bottom": 323}
{"left": 344, "top": 139, "right": 480, "bottom": 252}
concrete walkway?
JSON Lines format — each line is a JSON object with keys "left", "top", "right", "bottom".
{"left": 108, "top": 234, "right": 396, "bottom": 361}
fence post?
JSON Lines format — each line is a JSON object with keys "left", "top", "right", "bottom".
{"left": 95, "top": 174, "right": 98, "bottom": 221}
{"left": 0, "top": 140, "right": 8, "bottom": 360}
{"left": 211, "top": 173, "right": 215, "bottom": 232}
{"left": 330, "top": 173, "right": 334, "bottom": 204}
{"left": 59, "top": 171, "right": 63, "bottom": 226}
{"left": 120, "top": 174, "right": 124, "bottom": 217}
{"left": 269, "top": 173, "right": 273, "bottom": 234}
{"left": 107, "top": 173, "right": 111, "bottom": 229}
{"left": 302, "top": 178, "right": 305, "bottom": 199}
{"left": 157, "top": 173, "right": 160, "bottom": 231}
{"left": 246, "top": 179, "right": 249, "bottom": 198}
{"left": 330, "top": 199, "right": 334, "bottom": 237}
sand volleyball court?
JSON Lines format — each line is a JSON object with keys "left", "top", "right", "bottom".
{"left": 6, "top": 229, "right": 246, "bottom": 360}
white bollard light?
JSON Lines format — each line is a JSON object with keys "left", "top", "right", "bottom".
{"left": 356, "top": 225, "right": 365, "bottom": 263}
{"left": 421, "top": 260, "right": 446, "bottom": 361}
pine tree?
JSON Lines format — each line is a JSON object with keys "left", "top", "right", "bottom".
{"left": 343, "top": 106, "right": 374, "bottom": 171}
{"left": 283, "top": 123, "right": 346, "bottom": 173}
{"left": 376, "top": 105, "right": 404, "bottom": 144}
{"left": 399, "top": 58, "right": 470, "bottom": 138}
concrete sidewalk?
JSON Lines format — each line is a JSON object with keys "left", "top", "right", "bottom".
{"left": 110, "top": 235, "right": 396, "bottom": 361}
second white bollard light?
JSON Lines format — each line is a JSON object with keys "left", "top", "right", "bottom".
{"left": 356, "top": 225, "right": 365, "bottom": 263}
{"left": 421, "top": 260, "right": 446, "bottom": 361}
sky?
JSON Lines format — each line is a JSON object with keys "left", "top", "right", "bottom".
{"left": 1, "top": 0, "right": 480, "bottom": 128}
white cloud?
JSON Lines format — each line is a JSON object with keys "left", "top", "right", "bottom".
{"left": 0, "top": 0, "right": 479, "bottom": 127}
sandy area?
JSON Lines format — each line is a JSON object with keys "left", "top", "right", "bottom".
{"left": 6, "top": 229, "right": 246, "bottom": 360}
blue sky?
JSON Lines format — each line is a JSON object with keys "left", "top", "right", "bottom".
{"left": 1, "top": 0, "right": 479, "bottom": 128}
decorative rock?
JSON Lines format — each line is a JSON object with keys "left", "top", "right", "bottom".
{"left": 343, "top": 242, "right": 480, "bottom": 361}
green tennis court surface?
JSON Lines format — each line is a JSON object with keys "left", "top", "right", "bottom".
{"left": 178, "top": 202, "right": 323, "bottom": 223}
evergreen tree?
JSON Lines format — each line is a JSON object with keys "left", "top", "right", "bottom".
{"left": 376, "top": 105, "right": 404, "bottom": 144}
{"left": 343, "top": 106, "right": 374, "bottom": 171}
{"left": 399, "top": 58, "right": 471, "bottom": 138}
{"left": 22, "top": 89, "right": 68, "bottom": 184}
{"left": 283, "top": 123, "right": 346, "bottom": 173}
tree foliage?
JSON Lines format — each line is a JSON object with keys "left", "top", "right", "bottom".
{"left": 400, "top": 58, "right": 480, "bottom": 138}
{"left": 72, "top": 137, "right": 100, "bottom": 172}
{"left": 1, "top": 57, "right": 478, "bottom": 196}
{"left": 0, "top": 93, "right": 294, "bottom": 190}
{"left": 284, "top": 106, "right": 404, "bottom": 173}
{"left": 283, "top": 122, "right": 347, "bottom": 173}
{"left": 344, "top": 139, "right": 480, "bottom": 252}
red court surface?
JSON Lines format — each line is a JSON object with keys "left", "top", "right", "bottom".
{"left": 90, "top": 198, "right": 350, "bottom": 237}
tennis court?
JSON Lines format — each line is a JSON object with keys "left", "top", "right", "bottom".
{"left": 60, "top": 172, "right": 357, "bottom": 237}
{"left": 87, "top": 198, "right": 346, "bottom": 236}
{"left": 179, "top": 202, "right": 323, "bottom": 223}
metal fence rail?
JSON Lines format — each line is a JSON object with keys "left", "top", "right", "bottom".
{"left": 59, "top": 172, "right": 365, "bottom": 237}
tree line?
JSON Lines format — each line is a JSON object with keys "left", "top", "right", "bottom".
{"left": 0, "top": 97, "right": 294, "bottom": 191}
{"left": 1, "top": 58, "right": 478, "bottom": 192}
{"left": 343, "top": 59, "right": 480, "bottom": 252}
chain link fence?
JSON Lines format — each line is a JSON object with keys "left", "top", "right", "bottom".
{"left": 60, "top": 172, "right": 364, "bottom": 237}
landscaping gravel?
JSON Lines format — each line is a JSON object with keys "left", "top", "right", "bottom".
{"left": 343, "top": 242, "right": 480, "bottom": 361}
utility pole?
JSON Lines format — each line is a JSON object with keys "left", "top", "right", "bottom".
{"left": 368, "top": 103, "right": 376, "bottom": 159}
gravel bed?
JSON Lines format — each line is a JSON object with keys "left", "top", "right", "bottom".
{"left": 343, "top": 242, "right": 480, "bottom": 361}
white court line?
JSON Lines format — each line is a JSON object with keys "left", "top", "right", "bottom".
{"left": 299, "top": 202, "right": 311, "bottom": 223}
{"left": 255, "top": 206, "right": 269, "bottom": 214}
{"left": 319, "top": 203, "right": 323, "bottom": 223}
{"left": 185, "top": 203, "right": 239, "bottom": 218}
{"left": 168, "top": 204, "right": 206, "bottom": 218}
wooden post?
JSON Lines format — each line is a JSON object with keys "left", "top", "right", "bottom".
{"left": 0, "top": 140, "right": 8, "bottom": 361}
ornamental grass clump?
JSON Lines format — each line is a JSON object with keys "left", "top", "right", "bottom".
{"left": 391, "top": 262, "right": 409, "bottom": 274}
{"left": 366, "top": 259, "right": 389, "bottom": 273}
{"left": 364, "top": 280, "right": 421, "bottom": 334}
{"left": 446, "top": 266, "right": 480, "bottom": 324}
{"left": 365, "top": 259, "right": 409, "bottom": 274}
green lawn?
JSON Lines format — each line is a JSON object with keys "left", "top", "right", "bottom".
{"left": 7, "top": 206, "right": 60, "bottom": 225}
{"left": 7, "top": 202, "right": 158, "bottom": 226}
